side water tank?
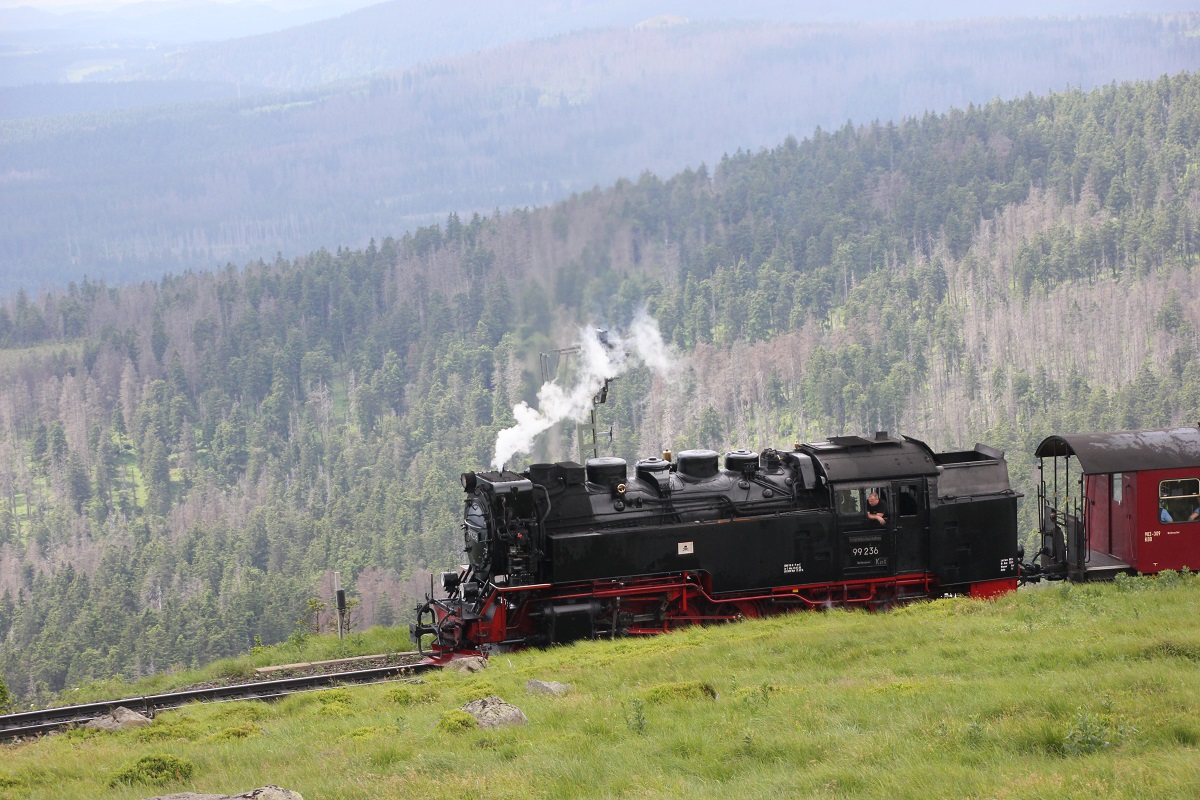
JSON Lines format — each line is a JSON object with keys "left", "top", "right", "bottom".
{"left": 677, "top": 449, "right": 719, "bottom": 480}
{"left": 585, "top": 457, "right": 627, "bottom": 487}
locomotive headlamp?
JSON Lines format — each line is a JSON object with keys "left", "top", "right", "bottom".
{"left": 461, "top": 472, "right": 477, "bottom": 492}
{"left": 617, "top": 483, "right": 627, "bottom": 495}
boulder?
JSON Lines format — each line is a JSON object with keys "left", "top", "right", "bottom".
{"left": 141, "top": 787, "right": 303, "bottom": 800}
{"left": 526, "top": 679, "right": 572, "bottom": 697}
{"left": 461, "top": 696, "right": 527, "bottom": 728}
{"left": 85, "top": 706, "right": 152, "bottom": 731}
{"left": 233, "top": 789, "right": 304, "bottom": 800}
{"left": 444, "top": 656, "right": 488, "bottom": 674}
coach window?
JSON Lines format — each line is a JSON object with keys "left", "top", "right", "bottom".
{"left": 1158, "top": 479, "right": 1200, "bottom": 523}
{"left": 1112, "top": 473, "right": 1122, "bottom": 505}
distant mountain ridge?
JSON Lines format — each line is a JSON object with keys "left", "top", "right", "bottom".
{"left": 7, "top": 0, "right": 1199, "bottom": 90}
{"left": 97, "top": 5, "right": 1200, "bottom": 93}
{"left": 2, "top": 14, "right": 1198, "bottom": 292}
{"left": 0, "top": 0, "right": 378, "bottom": 45}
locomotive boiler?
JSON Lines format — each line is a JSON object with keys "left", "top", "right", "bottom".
{"left": 411, "top": 432, "right": 1020, "bottom": 659}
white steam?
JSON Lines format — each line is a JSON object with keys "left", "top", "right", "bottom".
{"left": 628, "top": 314, "right": 673, "bottom": 374}
{"left": 491, "top": 314, "right": 674, "bottom": 470}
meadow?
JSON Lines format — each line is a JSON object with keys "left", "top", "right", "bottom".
{"left": 2, "top": 574, "right": 1198, "bottom": 799}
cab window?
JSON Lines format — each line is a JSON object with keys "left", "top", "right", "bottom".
{"left": 837, "top": 489, "right": 863, "bottom": 517}
{"left": 898, "top": 483, "right": 922, "bottom": 517}
{"left": 836, "top": 487, "right": 889, "bottom": 518}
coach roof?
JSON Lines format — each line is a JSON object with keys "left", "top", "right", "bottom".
{"left": 1034, "top": 426, "right": 1200, "bottom": 474}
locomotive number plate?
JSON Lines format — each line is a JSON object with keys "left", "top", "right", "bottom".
{"left": 845, "top": 532, "right": 889, "bottom": 570}
{"left": 678, "top": 541, "right": 694, "bottom": 555}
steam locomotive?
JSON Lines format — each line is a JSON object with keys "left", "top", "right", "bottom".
{"left": 411, "top": 432, "right": 1022, "bottom": 659}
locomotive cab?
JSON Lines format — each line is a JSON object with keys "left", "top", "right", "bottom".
{"left": 833, "top": 484, "right": 899, "bottom": 578}
{"left": 808, "top": 434, "right": 938, "bottom": 583}
{"left": 830, "top": 479, "right": 931, "bottom": 579}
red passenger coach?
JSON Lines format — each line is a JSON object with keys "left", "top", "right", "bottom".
{"left": 1034, "top": 427, "right": 1200, "bottom": 581}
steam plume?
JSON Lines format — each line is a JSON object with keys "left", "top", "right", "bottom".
{"left": 491, "top": 314, "right": 674, "bottom": 469}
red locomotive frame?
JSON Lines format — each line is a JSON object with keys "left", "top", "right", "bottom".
{"left": 418, "top": 569, "right": 1017, "bottom": 661}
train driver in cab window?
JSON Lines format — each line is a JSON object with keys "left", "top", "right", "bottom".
{"left": 866, "top": 490, "right": 887, "bottom": 527}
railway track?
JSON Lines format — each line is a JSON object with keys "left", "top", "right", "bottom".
{"left": 0, "top": 659, "right": 435, "bottom": 743}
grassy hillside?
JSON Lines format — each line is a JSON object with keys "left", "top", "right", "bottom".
{"left": 2, "top": 575, "right": 1198, "bottom": 799}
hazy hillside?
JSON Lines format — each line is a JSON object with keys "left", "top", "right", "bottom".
{"left": 3, "top": 15, "right": 1199, "bottom": 291}
{"left": 0, "top": 0, "right": 381, "bottom": 86}
{"left": 102, "top": 0, "right": 1198, "bottom": 92}
{"left": 0, "top": 72, "right": 1197, "bottom": 701}
{"left": 9, "top": 0, "right": 1178, "bottom": 91}
{"left": 0, "top": 0, "right": 378, "bottom": 47}
{"left": 0, "top": 81, "right": 248, "bottom": 119}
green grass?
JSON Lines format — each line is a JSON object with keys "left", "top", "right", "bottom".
{"left": 4, "top": 575, "right": 1200, "bottom": 799}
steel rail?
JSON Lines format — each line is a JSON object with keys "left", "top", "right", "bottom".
{"left": 0, "top": 661, "right": 435, "bottom": 742}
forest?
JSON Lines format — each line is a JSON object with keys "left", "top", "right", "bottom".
{"left": 1, "top": 71, "right": 1199, "bottom": 703}
{"left": 2, "top": 14, "right": 1198, "bottom": 292}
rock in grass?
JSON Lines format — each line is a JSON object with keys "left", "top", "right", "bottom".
{"left": 86, "top": 706, "right": 152, "bottom": 731}
{"left": 444, "top": 656, "right": 488, "bottom": 673}
{"left": 526, "top": 679, "right": 572, "bottom": 697}
{"left": 141, "top": 787, "right": 303, "bottom": 800}
{"left": 461, "top": 696, "right": 527, "bottom": 728}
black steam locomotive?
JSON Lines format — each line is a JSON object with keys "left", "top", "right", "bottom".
{"left": 411, "top": 433, "right": 1020, "bottom": 659}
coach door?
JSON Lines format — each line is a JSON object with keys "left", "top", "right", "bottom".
{"left": 892, "top": 479, "right": 928, "bottom": 575}
{"left": 834, "top": 485, "right": 893, "bottom": 578}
